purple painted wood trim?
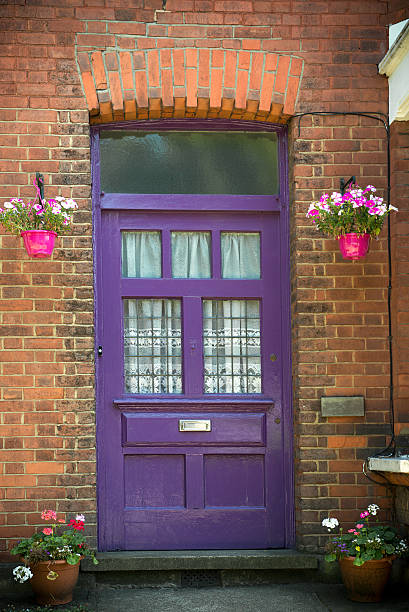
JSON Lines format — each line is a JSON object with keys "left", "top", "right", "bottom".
{"left": 186, "top": 454, "right": 204, "bottom": 509}
{"left": 114, "top": 398, "right": 273, "bottom": 407}
{"left": 162, "top": 229, "right": 171, "bottom": 278}
{"left": 123, "top": 447, "right": 266, "bottom": 456}
{"left": 183, "top": 297, "right": 204, "bottom": 395}
{"left": 212, "top": 230, "right": 221, "bottom": 280}
{"left": 118, "top": 210, "right": 274, "bottom": 230}
{"left": 100, "top": 193, "right": 281, "bottom": 211}
{"left": 121, "top": 278, "right": 263, "bottom": 297}
{"left": 278, "top": 126, "right": 294, "bottom": 548}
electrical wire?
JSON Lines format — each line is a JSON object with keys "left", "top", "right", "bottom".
{"left": 289, "top": 110, "right": 396, "bottom": 463}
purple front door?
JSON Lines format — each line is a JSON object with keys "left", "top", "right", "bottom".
{"left": 94, "top": 124, "right": 292, "bottom": 550}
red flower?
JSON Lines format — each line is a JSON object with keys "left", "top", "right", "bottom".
{"left": 69, "top": 519, "right": 85, "bottom": 531}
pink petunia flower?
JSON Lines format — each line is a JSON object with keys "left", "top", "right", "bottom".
{"left": 356, "top": 524, "right": 364, "bottom": 529}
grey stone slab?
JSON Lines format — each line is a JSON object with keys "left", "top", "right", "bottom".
{"left": 81, "top": 550, "right": 318, "bottom": 572}
{"left": 321, "top": 396, "right": 364, "bottom": 417}
{"left": 93, "top": 585, "right": 328, "bottom": 612}
{"left": 368, "top": 456, "right": 409, "bottom": 473}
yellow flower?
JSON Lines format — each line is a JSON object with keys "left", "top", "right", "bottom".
{"left": 355, "top": 546, "right": 360, "bottom": 552}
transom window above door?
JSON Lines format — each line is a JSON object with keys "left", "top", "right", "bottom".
{"left": 100, "top": 131, "right": 279, "bottom": 195}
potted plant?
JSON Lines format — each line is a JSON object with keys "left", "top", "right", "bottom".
{"left": 0, "top": 179, "right": 77, "bottom": 258}
{"left": 322, "top": 504, "right": 408, "bottom": 602}
{"left": 306, "top": 185, "right": 398, "bottom": 260}
{"left": 11, "top": 509, "right": 98, "bottom": 606}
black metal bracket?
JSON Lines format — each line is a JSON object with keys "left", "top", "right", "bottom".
{"left": 340, "top": 175, "right": 356, "bottom": 195}
{"left": 162, "top": 0, "right": 167, "bottom": 9}
{"left": 36, "top": 172, "right": 44, "bottom": 201}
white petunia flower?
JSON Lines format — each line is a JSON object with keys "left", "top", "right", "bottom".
{"left": 367, "top": 504, "right": 380, "bottom": 516}
{"left": 13, "top": 565, "right": 33, "bottom": 583}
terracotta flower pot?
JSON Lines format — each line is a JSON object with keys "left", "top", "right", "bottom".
{"left": 339, "top": 556, "right": 395, "bottom": 602}
{"left": 28, "top": 559, "right": 80, "bottom": 606}
{"left": 21, "top": 229, "right": 57, "bottom": 258}
{"left": 338, "top": 232, "right": 370, "bottom": 260}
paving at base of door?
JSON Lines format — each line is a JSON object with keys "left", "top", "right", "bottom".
{"left": 1, "top": 583, "right": 409, "bottom": 612}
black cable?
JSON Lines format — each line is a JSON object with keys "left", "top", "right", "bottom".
{"left": 289, "top": 110, "right": 396, "bottom": 460}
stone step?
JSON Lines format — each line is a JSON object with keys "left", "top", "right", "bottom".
{"left": 81, "top": 549, "right": 318, "bottom": 572}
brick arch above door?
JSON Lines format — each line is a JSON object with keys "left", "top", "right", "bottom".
{"left": 77, "top": 47, "right": 303, "bottom": 124}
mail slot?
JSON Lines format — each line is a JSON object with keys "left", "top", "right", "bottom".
{"left": 179, "top": 419, "right": 211, "bottom": 432}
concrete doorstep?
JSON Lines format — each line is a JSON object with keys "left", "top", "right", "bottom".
{"left": 0, "top": 553, "right": 408, "bottom": 612}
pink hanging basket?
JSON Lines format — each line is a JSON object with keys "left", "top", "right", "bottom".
{"left": 21, "top": 230, "right": 57, "bottom": 258}
{"left": 338, "top": 233, "right": 370, "bottom": 260}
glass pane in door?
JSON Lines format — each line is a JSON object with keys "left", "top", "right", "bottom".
{"left": 221, "top": 232, "right": 261, "bottom": 279}
{"left": 100, "top": 131, "right": 279, "bottom": 195}
{"left": 122, "top": 231, "right": 162, "bottom": 278}
{"left": 203, "top": 300, "right": 261, "bottom": 394}
{"left": 171, "top": 231, "right": 211, "bottom": 278}
{"left": 123, "top": 299, "right": 182, "bottom": 394}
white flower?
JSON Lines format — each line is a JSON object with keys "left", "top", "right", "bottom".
{"left": 367, "top": 504, "right": 380, "bottom": 516}
{"left": 4, "top": 202, "right": 14, "bottom": 209}
{"left": 388, "top": 205, "right": 398, "bottom": 212}
{"left": 76, "top": 514, "right": 85, "bottom": 522}
{"left": 13, "top": 565, "right": 33, "bottom": 583}
{"left": 322, "top": 517, "right": 339, "bottom": 531}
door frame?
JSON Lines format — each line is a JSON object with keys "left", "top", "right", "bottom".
{"left": 90, "top": 119, "right": 294, "bottom": 550}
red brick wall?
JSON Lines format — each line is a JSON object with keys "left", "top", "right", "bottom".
{"left": 0, "top": 0, "right": 402, "bottom": 558}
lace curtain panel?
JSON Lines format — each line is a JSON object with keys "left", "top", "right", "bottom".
{"left": 203, "top": 300, "right": 261, "bottom": 394}
{"left": 124, "top": 299, "right": 182, "bottom": 394}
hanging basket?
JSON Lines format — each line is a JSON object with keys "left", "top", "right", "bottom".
{"left": 338, "top": 233, "right": 370, "bottom": 260}
{"left": 339, "top": 556, "right": 394, "bottom": 602}
{"left": 21, "top": 230, "right": 57, "bottom": 258}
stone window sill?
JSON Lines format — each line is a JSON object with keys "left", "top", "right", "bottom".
{"left": 368, "top": 456, "right": 409, "bottom": 486}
